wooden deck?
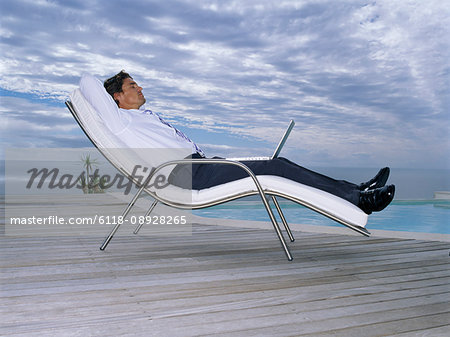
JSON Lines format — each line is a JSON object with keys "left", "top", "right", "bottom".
{"left": 1, "top": 194, "right": 449, "bottom": 336}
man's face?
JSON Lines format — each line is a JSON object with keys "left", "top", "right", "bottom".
{"left": 114, "top": 77, "right": 146, "bottom": 109}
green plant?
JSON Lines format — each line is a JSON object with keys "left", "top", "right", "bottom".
{"left": 81, "top": 154, "right": 99, "bottom": 192}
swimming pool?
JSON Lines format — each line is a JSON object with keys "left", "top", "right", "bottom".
{"left": 193, "top": 199, "right": 450, "bottom": 234}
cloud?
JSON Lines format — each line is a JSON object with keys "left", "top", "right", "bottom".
{"left": 0, "top": 0, "right": 449, "bottom": 168}
{"left": 0, "top": 95, "right": 90, "bottom": 153}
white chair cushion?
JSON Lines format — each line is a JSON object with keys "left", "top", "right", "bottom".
{"left": 152, "top": 175, "right": 368, "bottom": 228}
{"left": 70, "top": 87, "right": 368, "bottom": 229}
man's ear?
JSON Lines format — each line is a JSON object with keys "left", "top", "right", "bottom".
{"left": 113, "top": 92, "right": 121, "bottom": 106}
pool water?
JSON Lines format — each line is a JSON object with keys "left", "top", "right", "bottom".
{"left": 193, "top": 199, "right": 450, "bottom": 234}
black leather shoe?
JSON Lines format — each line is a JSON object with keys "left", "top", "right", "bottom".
{"left": 359, "top": 167, "right": 390, "bottom": 191}
{"left": 358, "top": 184, "right": 395, "bottom": 215}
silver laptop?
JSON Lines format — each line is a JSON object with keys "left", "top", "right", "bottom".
{"left": 271, "top": 119, "right": 295, "bottom": 159}
{"left": 227, "top": 120, "right": 295, "bottom": 161}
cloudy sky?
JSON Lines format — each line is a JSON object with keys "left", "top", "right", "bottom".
{"left": 1, "top": 0, "right": 449, "bottom": 170}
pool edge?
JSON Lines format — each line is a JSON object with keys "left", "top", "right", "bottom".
{"left": 190, "top": 214, "right": 450, "bottom": 242}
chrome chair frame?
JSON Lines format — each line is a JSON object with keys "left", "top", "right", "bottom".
{"left": 101, "top": 158, "right": 295, "bottom": 260}
{"left": 66, "top": 99, "right": 370, "bottom": 261}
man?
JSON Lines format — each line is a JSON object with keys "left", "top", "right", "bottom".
{"left": 103, "top": 71, "right": 394, "bottom": 215}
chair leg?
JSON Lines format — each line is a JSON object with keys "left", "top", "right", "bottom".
{"left": 100, "top": 183, "right": 148, "bottom": 250}
{"left": 271, "top": 196, "right": 295, "bottom": 242}
{"left": 134, "top": 200, "right": 158, "bottom": 234}
{"left": 258, "top": 194, "right": 293, "bottom": 261}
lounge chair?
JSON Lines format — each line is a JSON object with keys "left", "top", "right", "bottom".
{"left": 66, "top": 76, "right": 370, "bottom": 260}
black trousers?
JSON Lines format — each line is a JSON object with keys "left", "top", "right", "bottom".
{"left": 169, "top": 154, "right": 361, "bottom": 206}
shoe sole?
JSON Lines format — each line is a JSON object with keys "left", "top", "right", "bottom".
{"left": 365, "top": 167, "right": 390, "bottom": 190}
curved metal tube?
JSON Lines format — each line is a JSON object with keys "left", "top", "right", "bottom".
{"left": 133, "top": 199, "right": 158, "bottom": 234}
{"left": 271, "top": 196, "right": 295, "bottom": 242}
{"left": 101, "top": 158, "right": 293, "bottom": 260}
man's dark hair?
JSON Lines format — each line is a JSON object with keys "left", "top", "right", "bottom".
{"left": 104, "top": 70, "right": 132, "bottom": 106}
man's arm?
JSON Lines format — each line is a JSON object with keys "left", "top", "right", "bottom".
{"left": 79, "top": 73, "right": 129, "bottom": 134}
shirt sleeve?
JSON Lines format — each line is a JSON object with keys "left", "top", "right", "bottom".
{"left": 79, "top": 73, "right": 130, "bottom": 134}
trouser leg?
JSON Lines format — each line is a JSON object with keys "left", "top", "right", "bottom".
{"left": 169, "top": 156, "right": 360, "bottom": 206}
{"left": 246, "top": 158, "right": 360, "bottom": 205}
